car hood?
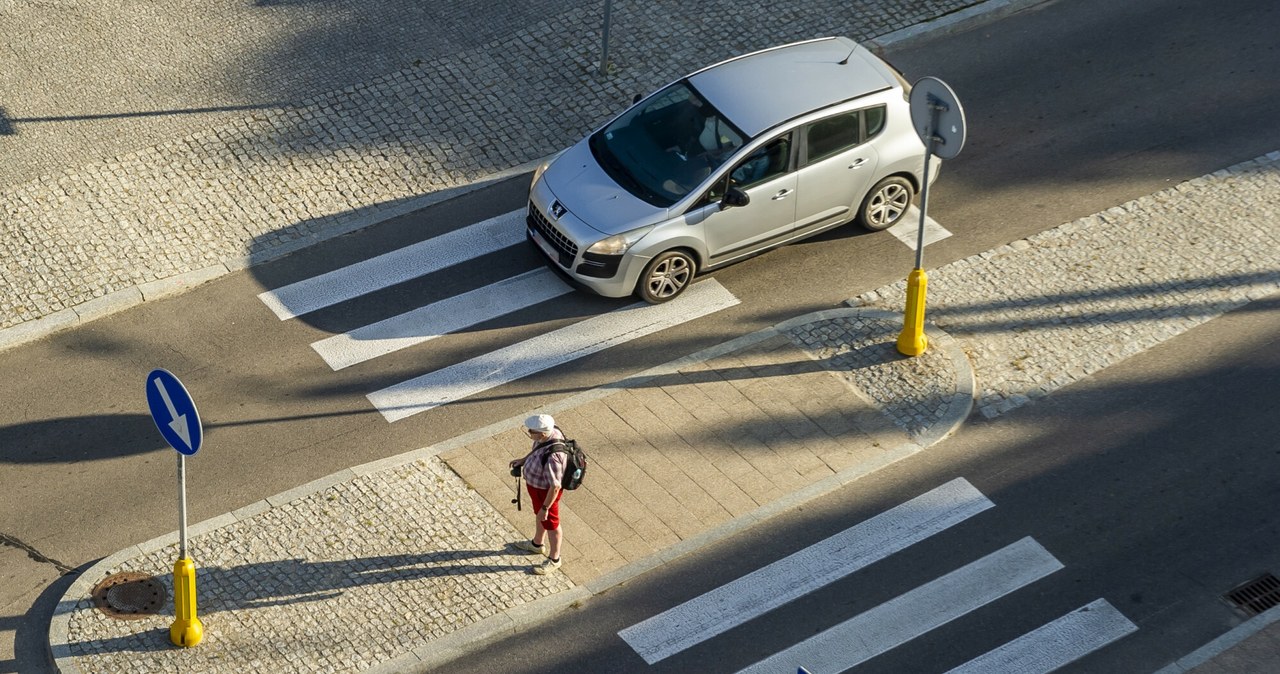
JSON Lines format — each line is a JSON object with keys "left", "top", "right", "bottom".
{"left": 541, "top": 138, "right": 669, "bottom": 236}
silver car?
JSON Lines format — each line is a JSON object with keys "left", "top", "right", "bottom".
{"left": 527, "top": 36, "right": 938, "bottom": 303}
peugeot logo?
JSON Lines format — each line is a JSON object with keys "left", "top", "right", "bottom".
{"left": 550, "top": 201, "right": 567, "bottom": 219}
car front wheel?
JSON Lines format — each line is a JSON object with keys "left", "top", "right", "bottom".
{"left": 636, "top": 250, "right": 696, "bottom": 304}
{"left": 858, "top": 176, "right": 914, "bottom": 231}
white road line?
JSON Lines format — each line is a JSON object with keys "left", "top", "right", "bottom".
{"left": 366, "top": 279, "right": 740, "bottom": 422}
{"left": 888, "top": 205, "right": 951, "bottom": 250}
{"left": 310, "top": 269, "right": 572, "bottom": 370}
{"left": 736, "top": 537, "right": 1064, "bottom": 674}
{"left": 619, "top": 478, "right": 994, "bottom": 665}
{"left": 257, "top": 209, "right": 525, "bottom": 320}
{"left": 945, "top": 599, "right": 1137, "bottom": 674}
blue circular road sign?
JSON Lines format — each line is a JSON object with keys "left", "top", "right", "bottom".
{"left": 146, "top": 369, "right": 203, "bottom": 455}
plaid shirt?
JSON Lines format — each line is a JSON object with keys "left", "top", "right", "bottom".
{"left": 520, "top": 430, "right": 567, "bottom": 489}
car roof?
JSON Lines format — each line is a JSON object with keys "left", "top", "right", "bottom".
{"left": 687, "top": 37, "right": 896, "bottom": 139}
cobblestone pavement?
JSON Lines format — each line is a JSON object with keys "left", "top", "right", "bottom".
{"left": 49, "top": 151, "right": 1280, "bottom": 673}
{"left": 854, "top": 153, "right": 1280, "bottom": 421}
{"left": 57, "top": 459, "right": 574, "bottom": 674}
{"left": 0, "top": 0, "right": 983, "bottom": 343}
{"left": 12, "top": 0, "right": 1280, "bottom": 669}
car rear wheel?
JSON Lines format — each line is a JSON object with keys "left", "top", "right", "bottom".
{"left": 636, "top": 250, "right": 696, "bottom": 304}
{"left": 858, "top": 176, "right": 914, "bottom": 231}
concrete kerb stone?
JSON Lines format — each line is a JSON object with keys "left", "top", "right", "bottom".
{"left": 1154, "top": 604, "right": 1280, "bottom": 674}
{"left": 73, "top": 288, "right": 143, "bottom": 324}
{"left": 45, "top": 305, "right": 972, "bottom": 673}
{"left": 49, "top": 542, "right": 148, "bottom": 674}
{"left": 402, "top": 587, "right": 594, "bottom": 674}
{"left": 868, "top": 0, "right": 1050, "bottom": 52}
{"left": 263, "top": 468, "right": 358, "bottom": 508}
{"left": 0, "top": 309, "right": 78, "bottom": 352}
{"left": 392, "top": 309, "right": 970, "bottom": 671}
{"left": 0, "top": 156, "right": 546, "bottom": 356}
{"left": 137, "top": 265, "right": 229, "bottom": 303}
{"left": 0, "top": 0, "right": 1046, "bottom": 358}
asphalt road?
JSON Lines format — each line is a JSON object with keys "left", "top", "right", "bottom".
{"left": 3, "top": 0, "right": 1279, "bottom": 670}
{"left": 455, "top": 289, "right": 1280, "bottom": 674}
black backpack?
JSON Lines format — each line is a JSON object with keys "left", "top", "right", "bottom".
{"left": 542, "top": 439, "right": 588, "bottom": 490}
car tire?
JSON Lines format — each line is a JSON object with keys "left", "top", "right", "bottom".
{"left": 858, "top": 176, "right": 914, "bottom": 231}
{"left": 636, "top": 250, "right": 696, "bottom": 304}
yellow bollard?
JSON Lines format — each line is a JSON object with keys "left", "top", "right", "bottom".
{"left": 896, "top": 268, "right": 929, "bottom": 356}
{"left": 170, "top": 557, "right": 204, "bottom": 647}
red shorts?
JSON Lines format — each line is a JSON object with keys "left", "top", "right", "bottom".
{"left": 526, "top": 485, "right": 563, "bottom": 530}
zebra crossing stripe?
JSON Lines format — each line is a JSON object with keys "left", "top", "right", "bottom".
{"left": 310, "top": 268, "right": 572, "bottom": 370}
{"left": 736, "top": 537, "right": 1064, "bottom": 674}
{"left": 887, "top": 205, "right": 951, "bottom": 251}
{"left": 619, "top": 478, "right": 994, "bottom": 664}
{"left": 944, "top": 599, "right": 1137, "bottom": 674}
{"left": 257, "top": 209, "right": 525, "bottom": 320}
{"left": 366, "top": 279, "right": 740, "bottom": 422}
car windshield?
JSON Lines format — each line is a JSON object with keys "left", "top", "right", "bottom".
{"left": 589, "top": 81, "right": 745, "bottom": 208}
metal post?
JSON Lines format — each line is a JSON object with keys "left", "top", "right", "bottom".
{"left": 897, "top": 98, "right": 942, "bottom": 357}
{"left": 177, "top": 453, "right": 188, "bottom": 559}
{"left": 170, "top": 451, "right": 203, "bottom": 647}
{"left": 599, "top": 0, "right": 613, "bottom": 75}
{"left": 914, "top": 135, "right": 935, "bottom": 269}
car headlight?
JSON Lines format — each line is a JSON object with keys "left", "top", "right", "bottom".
{"left": 530, "top": 160, "right": 551, "bottom": 188}
{"left": 586, "top": 226, "right": 655, "bottom": 256}
{"left": 530, "top": 150, "right": 566, "bottom": 188}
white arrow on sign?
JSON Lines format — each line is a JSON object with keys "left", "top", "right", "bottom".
{"left": 152, "top": 375, "right": 192, "bottom": 450}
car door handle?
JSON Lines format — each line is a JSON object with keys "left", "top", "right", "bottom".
{"left": 771, "top": 189, "right": 792, "bottom": 200}
{"left": 849, "top": 158, "right": 869, "bottom": 169}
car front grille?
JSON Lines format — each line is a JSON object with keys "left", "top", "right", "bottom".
{"left": 527, "top": 203, "right": 579, "bottom": 263}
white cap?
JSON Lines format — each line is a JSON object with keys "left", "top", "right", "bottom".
{"left": 523, "top": 414, "right": 555, "bottom": 434}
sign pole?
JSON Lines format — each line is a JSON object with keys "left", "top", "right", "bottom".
{"left": 598, "top": 0, "right": 614, "bottom": 75}
{"left": 898, "top": 77, "right": 966, "bottom": 357}
{"left": 897, "top": 107, "right": 939, "bottom": 356}
{"left": 178, "top": 453, "right": 188, "bottom": 558}
{"left": 172, "top": 449, "right": 202, "bottom": 647}
{"left": 146, "top": 368, "right": 205, "bottom": 648}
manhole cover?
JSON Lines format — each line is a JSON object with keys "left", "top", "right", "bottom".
{"left": 92, "top": 572, "right": 166, "bottom": 620}
{"left": 1224, "top": 572, "right": 1280, "bottom": 616}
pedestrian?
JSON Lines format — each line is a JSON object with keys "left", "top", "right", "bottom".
{"left": 508, "top": 414, "right": 567, "bottom": 574}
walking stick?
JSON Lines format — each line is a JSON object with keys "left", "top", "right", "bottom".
{"left": 512, "top": 475, "right": 522, "bottom": 511}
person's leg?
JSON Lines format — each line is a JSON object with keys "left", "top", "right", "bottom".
{"left": 547, "top": 526, "right": 562, "bottom": 561}
{"left": 545, "top": 490, "right": 564, "bottom": 561}
{"left": 533, "top": 492, "right": 564, "bottom": 574}
{"left": 528, "top": 485, "right": 548, "bottom": 546}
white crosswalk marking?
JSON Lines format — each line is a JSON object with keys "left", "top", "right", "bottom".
{"left": 257, "top": 209, "right": 525, "bottom": 320}
{"left": 310, "top": 268, "right": 572, "bottom": 370}
{"left": 366, "top": 279, "right": 740, "bottom": 422}
{"left": 619, "top": 478, "right": 994, "bottom": 664}
{"left": 736, "top": 537, "right": 1064, "bottom": 674}
{"left": 945, "top": 599, "right": 1137, "bottom": 674}
{"left": 888, "top": 205, "right": 951, "bottom": 250}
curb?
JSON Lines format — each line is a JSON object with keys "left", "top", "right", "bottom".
{"left": 868, "top": 0, "right": 1050, "bottom": 52}
{"left": 1153, "top": 605, "right": 1280, "bottom": 674}
{"left": 46, "top": 309, "right": 974, "bottom": 673}
{"left": 0, "top": 157, "right": 544, "bottom": 356}
{"left": 0, "top": 0, "right": 1058, "bottom": 358}
{"left": 379, "top": 308, "right": 975, "bottom": 673}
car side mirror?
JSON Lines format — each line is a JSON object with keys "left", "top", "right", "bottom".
{"left": 720, "top": 186, "right": 750, "bottom": 210}
{"left": 632, "top": 93, "right": 643, "bottom": 104}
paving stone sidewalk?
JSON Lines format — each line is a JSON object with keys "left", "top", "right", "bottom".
{"left": 48, "top": 151, "right": 1280, "bottom": 673}
{"left": 0, "top": 0, "right": 995, "bottom": 348}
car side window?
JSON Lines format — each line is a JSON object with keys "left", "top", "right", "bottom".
{"left": 865, "top": 105, "right": 887, "bottom": 139}
{"left": 730, "top": 136, "right": 792, "bottom": 188}
{"left": 805, "top": 112, "right": 860, "bottom": 163}
{"left": 696, "top": 134, "right": 793, "bottom": 208}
